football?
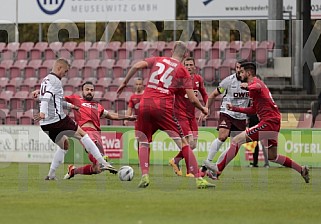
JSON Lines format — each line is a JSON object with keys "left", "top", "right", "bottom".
{"left": 118, "top": 166, "right": 134, "bottom": 181}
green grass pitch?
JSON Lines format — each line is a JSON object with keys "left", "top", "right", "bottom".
{"left": 0, "top": 163, "right": 320, "bottom": 224}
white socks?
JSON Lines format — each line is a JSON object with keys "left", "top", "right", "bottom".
{"left": 48, "top": 148, "right": 67, "bottom": 177}
{"left": 80, "top": 134, "right": 106, "bottom": 165}
{"left": 206, "top": 139, "right": 224, "bottom": 161}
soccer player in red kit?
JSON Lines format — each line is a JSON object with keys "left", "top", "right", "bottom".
{"left": 170, "top": 57, "right": 208, "bottom": 177}
{"left": 37, "top": 81, "right": 135, "bottom": 179}
{"left": 117, "top": 41, "right": 215, "bottom": 189}
{"left": 124, "top": 77, "right": 144, "bottom": 127}
{"left": 204, "top": 62, "right": 310, "bottom": 183}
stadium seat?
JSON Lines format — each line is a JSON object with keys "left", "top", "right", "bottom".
{"left": 69, "top": 59, "right": 86, "bottom": 78}
{"left": 87, "top": 41, "right": 107, "bottom": 59}
{"left": 5, "top": 77, "right": 23, "bottom": 93}
{"left": 146, "top": 41, "right": 166, "bottom": 57}
{"left": 186, "top": 41, "right": 197, "bottom": 53}
{"left": 255, "top": 47, "right": 268, "bottom": 65}
{"left": 224, "top": 47, "right": 237, "bottom": 59}
{"left": 24, "top": 59, "right": 43, "bottom": 78}
{"left": 44, "top": 42, "right": 63, "bottom": 60}
{"left": 10, "top": 91, "right": 29, "bottom": 110}
{"left": 97, "top": 77, "right": 112, "bottom": 89}
{"left": 16, "top": 42, "right": 34, "bottom": 60}
{"left": 207, "top": 59, "right": 222, "bottom": 69}
{"left": 38, "top": 59, "right": 55, "bottom": 79}
{"left": 20, "top": 115, "right": 34, "bottom": 125}
{"left": 102, "top": 41, "right": 121, "bottom": 59}
{"left": 203, "top": 66, "right": 216, "bottom": 85}
{"left": 112, "top": 59, "right": 130, "bottom": 78}
{"left": 0, "top": 59, "right": 14, "bottom": 78}
{"left": 103, "top": 91, "right": 117, "bottom": 102}
{"left": 9, "top": 60, "right": 28, "bottom": 78}
{"left": 5, "top": 115, "right": 18, "bottom": 125}
{"left": 30, "top": 42, "right": 48, "bottom": 60}
{"left": 222, "top": 58, "right": 237, "bottom": 69}
{"left": 100, "top": 99, "right": 113, "bottom": 110}
{"left": 2, "top": 42, "right": 20, "bottom": 60}
{"left": 229, "top": 41, "right": 243, "bottom": 52}
{"left": 193, "top": 41, "right": 212, "bottom": 60}
{"left": 63, "top": 41, "right": 78, "bottom": 52}
{"left": 0, "top": 77, "right": 9, "bottom": 89}
{"left": 83, "top": 77, "right": 97, "bottom": 84}
{"left": 217, "top": 65, "right": 231, "bottom": 81}
{"left": 110, "top": 119, "right": 124, "bottom": 126}
{"left": 97, "top": 59, "right": 115, "bottom": 78}
{"left": 239, "top": 47, "right": 253, "bottom": 61}
{"left": 20, "top": 77, "right": 38, "bottom": 91}
{"left": 82, "top": 59, "right": 101, "bottom": 78}
{"left": 195, "top": 59, "right": 207, "bottom": 70}
{"left": 100, "top": 118, "right": 108, "bottom": 125}
{"left": 73, "top": 41, "right": 92, "bottom": 59}
{"left": 118, "top": 41, "right": 137, "bottom": 59}
{"left": 0, "top": 108, "right": 9, "bottom": 124}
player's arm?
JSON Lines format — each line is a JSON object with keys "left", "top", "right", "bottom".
{"left": 206, "top": 88, "right": 221, "bottom": 108}
{"left": 199, "top": 77, "right": 209, "bottom": 104}
{"left": 101, "top": 110, "right": 136, "bottom": 121}
{"left": 186, "top": 89, "right": 208, "bottom": 115}
{"left": 35, "top": 85, "right": 53, "bottom": 121}
{"left": 117, "top": 60, "right": 148, "bottom": 96}
{"left": 124, "top": 105, "right": 133, "bottom": 126}
{"left": 63, "top": 95, "right": 79, "bottom": 110}
{"left": 227, "top": 102, "right": 256, "bottom": 115}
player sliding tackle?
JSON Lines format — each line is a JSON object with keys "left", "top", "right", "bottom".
{"left": 34, "top": 58, "right": 118, "bottom": 180}
{"left": 204, "top": 62, "right": 310, "bottom": 183}
{"left": 117, "top": 41, "right": 215, "bottom": 189}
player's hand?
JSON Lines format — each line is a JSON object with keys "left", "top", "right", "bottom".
{"left": 71, "top": 105, "right": 79, "bottom": 110}
{"left": 226, "top": 102, "right": 233, "bottom": 111}
{"left": 201, "top": 107, "right": 209, "bottom": 116}
{"left": 32, "top": 90, "right": 40, "bottom": 98}
{"left": 240, "top": 83, "right": 248, "bottom": 90}
{"left": 198, "top": 109, "right": 209, "bottom": 122}
{"left": 116, "top": 82, "right": 127, "bottom": 97}
{"left": 127, "top": 115, "right": 137, "bottom": 121}
{"left": 34, "top": 112, "right": 45, "bottom": 122}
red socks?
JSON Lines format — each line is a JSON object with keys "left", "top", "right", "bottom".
{"left": 217, "top": 143, "right": 240, "bottom": 172}
{"left": 138, "top": 145, "right": 150, "bottom": 175}
{"left": 273, "top": 155, "right": 302, "bottom": 173}
{"left": 74, "top": 165, "right": 94, "bottom": 175}
{"left": 181, "top": 145, "right": 199, "bottom": 177}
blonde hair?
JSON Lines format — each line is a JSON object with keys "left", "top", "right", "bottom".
{"left": 172, "top": 41, "right": 187, "bottom": 60}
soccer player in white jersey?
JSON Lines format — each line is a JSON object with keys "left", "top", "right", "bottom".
{"left": 34, "top": 58, "right": 117, "bottom": 180}
{"left": 200, "top": 59, "right": 249, "bottom": 178}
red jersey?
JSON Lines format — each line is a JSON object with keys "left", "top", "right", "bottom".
{"left": 174, "top": 74, "right": 208, "bottom": 119}
{"left": 65, "top": 94, "right": 105, "bottom": 131}
{"left": 128, "top": 93, "right": 143, "bottom": 116}
{"left": 143, "top": 57, "right": 192, "bottom": 106}
{"left": 232, "top": 77, "right": 281, "bottom": 122}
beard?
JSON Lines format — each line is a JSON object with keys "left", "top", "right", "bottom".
{"left": 83, "top": 94, "right": 93, "bottom": 101}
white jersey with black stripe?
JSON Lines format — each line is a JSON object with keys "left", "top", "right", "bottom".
{"left": 39, "top": 73, "right": 66, "bottom": 125}
{"left": 217, "top": 73, "right": 250, "bottom": 120}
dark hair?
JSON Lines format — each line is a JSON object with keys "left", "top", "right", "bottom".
{"left": 237, "top": 59, "right": 248, "bottom": 65}
{"left": 241, "top": 62, "right": 256, "bottom": 75}
{"left": 82, "top": 81, "right": 94, "bottom": 90}
{"left": 184, "top": 57, "right": 195, "bottom": 65}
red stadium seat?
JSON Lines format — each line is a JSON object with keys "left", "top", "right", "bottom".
{"left": 38, "top": 59, "right": 55, "bottom": 79}
{"left": 30, "top": 42, "right": 48, "bottom": 60}
{"left": 193, "top": 41, "right": 212, "bottom": 60}
{"left": 102, "top": 41, "right": 121, "bottom": 59}
{"left": 118, "top": 41, "right": 136, "bottom": 59}
{"left": 81, "top": 59, "right": 101, "bottom": 78}
{"left": 9, "top": 60, "right": 28, "bottom": 78}
{"left": 0, "top": 59, "right": 14, "bottom": 78}
{"left": 16, "top": 42, "right": 34, "bottom": 60}
{"left": 97, "top": 59, "right": 115, "bottom": 78}
{"left": 25, "top": 59, "right": 43, "bottom": 78}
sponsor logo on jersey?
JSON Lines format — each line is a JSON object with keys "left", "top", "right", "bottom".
{"left": 82, "top": 102, "right": 98, "bottom": 109}
{"left": 233, "top": 92, "right": 249, "bottom": 98}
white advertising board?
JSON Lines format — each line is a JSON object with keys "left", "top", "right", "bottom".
{"left": 0, "top": 126, "right": 58, "bottom": 163}
{"left": 0, "top": 0, "right": 176, "bottom": 24}
{"left": 189, "top": 0, "right": 321, "bottom": 20}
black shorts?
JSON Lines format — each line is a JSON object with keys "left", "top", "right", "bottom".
{"left": 217, "top": 113, "right": 246, "bottom": 134}
{"left": 41, "top": 115, "right": 78, "bottom": 144}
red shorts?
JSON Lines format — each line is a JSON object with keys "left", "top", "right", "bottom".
{"left": 178, "top": 118, "right": 198, "bottom": 139}
{"left": 246, "top": 119, "right": 280, "bottom": 148}
{"left": 136, "top": 98, "right": 183, "bottom": 143}
{"left": 218, "top": 113, "right": 246, "bottom": 135}
{"left": 82, "top": 127, "right": 103, "bottom": 165}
